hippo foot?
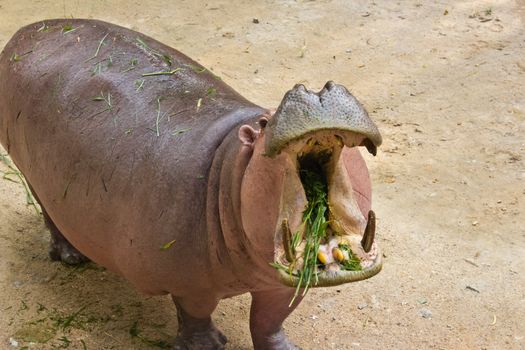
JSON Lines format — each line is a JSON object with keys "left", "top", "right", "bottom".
{"left": 49, "top": 238, "right": 90, "bottom": 265}
{"left": 173, "top": 300, "right": 227, "bottom": 350}
{"left": 44, "top": 211, "right": 89, "bottom": 265}
{"left": 172, "top": 326, "right": 227, "bottom": 350}
{"left": 253, "top": 329, "right": 301, "bottom": 350}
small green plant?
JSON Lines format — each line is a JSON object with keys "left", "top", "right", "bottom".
{"left": 142, "top": 68, "right": 181, "bottom": 77}
{"left": 129, "top": 321, "right": 170, "bottom": 349}
{"left": 135, "top": 37, "right": 173, "bottom": 66}
{"left": 62, "top": 24, "right": 78, "bottom": 35}
{"left": 339, "top": 244, "right": 362, "bottom": 271}
{"left": 85, "top": 33, "right": 109, "bottom": 62}
{"left": 290, "top": 166, "right": 330, "bottom": 302}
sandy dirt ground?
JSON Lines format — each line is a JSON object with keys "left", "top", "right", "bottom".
{"left": 0, "top": 0, "right": 524, "bottom": 349}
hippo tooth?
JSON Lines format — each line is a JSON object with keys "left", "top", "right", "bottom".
{"left": 339, "top": 237, "right": 350, "bottom": 246}
{"left": 317, "top": 251, "right": 328, "bottom": 265}
{"left": 363, "top": 139, "right": 377, "bottom": 156}
{"left": 332, "top": 247, "right": 345, "bottom": 262}
{"left": 281, "top": 219, "right": 295, "bottom": 263}
{"left": 361, "top": 210, "right": 376, "bottom": 253}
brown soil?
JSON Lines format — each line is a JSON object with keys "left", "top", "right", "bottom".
{"left": 1, "top": 0, "right": 524, "bottom": 349}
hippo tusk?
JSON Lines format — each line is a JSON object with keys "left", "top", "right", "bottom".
{"left": 282, "top": 219, "right": 295, "bottom": 263}
{"left": 361, "top": 210, "right": 376, "bottom": 253}
{"left": 362, "top": 138, "right": 377, "bottom": 156}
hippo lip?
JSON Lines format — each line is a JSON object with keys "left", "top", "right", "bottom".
{"left": 277, "top": 251, "right": 382, "bottom": 287}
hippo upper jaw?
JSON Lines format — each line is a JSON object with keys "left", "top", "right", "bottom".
{"left": 264, "top": 81, "right": 382, "bottom": 158}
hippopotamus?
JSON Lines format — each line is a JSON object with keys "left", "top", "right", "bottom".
{"left": 0, "top": 19, "right": 383, "bottom": 349}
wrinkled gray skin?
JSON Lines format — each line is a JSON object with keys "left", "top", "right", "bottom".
{"left": 265, "top": 81, "right": 382, "bottom": 157}
{"left": 0, "top": 19, "right": 382, "bottom": 350}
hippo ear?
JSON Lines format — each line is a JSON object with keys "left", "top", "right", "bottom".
{"left": 238, "top": 125, "right": 259, "bottom": 146}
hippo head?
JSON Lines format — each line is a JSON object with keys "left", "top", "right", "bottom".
{"left": 238, "top": 81, "right": 382, "bottom": 288}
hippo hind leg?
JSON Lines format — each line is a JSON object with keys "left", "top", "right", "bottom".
{"left": 27, "top": 183, "right": 89, "bottom": 265}
{"left": 44, "top": 209, "right": 89, "bottom": 265}
{"left": 172, "top": 295, "right": 226, "bottom": 350}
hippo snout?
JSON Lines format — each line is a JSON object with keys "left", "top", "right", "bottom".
{"left": 264, "top": 81, "right": 382, "bottom": 157}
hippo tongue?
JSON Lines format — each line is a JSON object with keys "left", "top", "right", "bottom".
{"left": 264, "top": 81, "right": 382, "bottom": 157}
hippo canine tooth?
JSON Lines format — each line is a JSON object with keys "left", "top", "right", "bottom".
{"left": 281, "top": 219, "right": 295, "bottom": 263}
{"left": 361, "top": 210, "right": 376, "bottom": 253}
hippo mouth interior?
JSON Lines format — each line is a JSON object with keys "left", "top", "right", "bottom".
{"left": 272, "top": 130, "right": 382, "bottom": 289}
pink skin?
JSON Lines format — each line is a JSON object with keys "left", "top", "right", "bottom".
{"left": 0, "top": 19, "right": 375, "bottom": 350}
{"left": 140, "top": 113, "right": 374, "bottom": 350}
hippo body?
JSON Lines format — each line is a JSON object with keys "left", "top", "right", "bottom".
{"left": 0, "top": 18, "right": 267, "bottom": 294}
{"left": 0, "top": 19, "right": 382, "bottom": 349}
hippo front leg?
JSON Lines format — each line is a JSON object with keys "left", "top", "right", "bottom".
{"left": 172, "top": 295, "right": 227, "bottom": 350}
{"left": 250, "top": 289, "right": 304, "bottom": 350}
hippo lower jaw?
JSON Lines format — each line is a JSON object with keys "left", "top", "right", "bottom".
{"left": 273, "top": 130, "right": 382, "bottom": 287}
{"left": 277, "top": 253, "right": 383, "bottom": 287}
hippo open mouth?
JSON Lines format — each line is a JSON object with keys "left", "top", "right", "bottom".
{"left": 265, "top": 82, "right": 383, "bottom": 289}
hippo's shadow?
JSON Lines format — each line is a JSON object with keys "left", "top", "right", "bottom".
{"left": 4, "top": 211, "right": 252, "bottom": 350}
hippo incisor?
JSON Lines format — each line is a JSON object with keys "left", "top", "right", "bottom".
{"left": 0, "top": 19, "right": 382, "bottom": 349}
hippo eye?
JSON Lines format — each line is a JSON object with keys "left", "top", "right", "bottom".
{"left": 258, "top": 117, "right": 268, "bottom": 129}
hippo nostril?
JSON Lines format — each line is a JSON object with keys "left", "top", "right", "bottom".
{"left": 323, "top": 81, "right": 336, "bottom": 91}
{"left": 293, "top": 84, "right": 307, "bottom": 92}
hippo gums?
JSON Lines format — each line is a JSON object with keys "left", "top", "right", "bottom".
{"left": 0, "top": 19, "right": 383, "bottom": 349}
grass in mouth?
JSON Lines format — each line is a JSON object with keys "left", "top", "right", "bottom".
{"left": 339, "top": 243, "right": 362, "bottom": 270}
{"left": 288, "top": 159, "right": 330, "bottom": 304}
{"left": 270, "top": 151, "right": 363, "bottom": 306}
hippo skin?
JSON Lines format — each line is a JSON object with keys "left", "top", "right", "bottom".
{"left": 0, "top": 19, "right": 383, "bottom": 349}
